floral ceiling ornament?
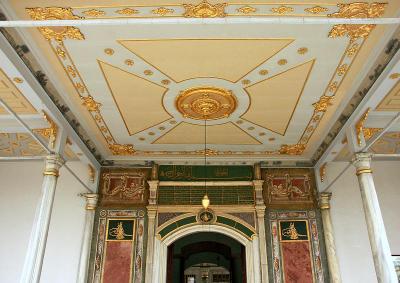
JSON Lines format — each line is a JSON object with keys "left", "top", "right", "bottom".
{"left": 152, "top": 7, "right": 174, "bottom": 16}
{"left": 26, "top": 7, "right": 85, "bottom": 42}
{"left": 328, "top": 2, "right": 386, "bottom": 42}
{"left": 237, "top": 6, "right": 257, "bottom": 14}
{"left": 81, "top": 96, "right": 102, "bottom": 112}
{"left": 109, "top": 144, "right": 136, "bottom": 155}
{"left": 312, "top": 95, "right": 334, "bottom": 113}
{"left": 34, "top": 111, "right": 58, "bottom": 148}
{"left": 363, "top": 127, "right": 383, "bottom": 141}
{"left": 82, "top": 9, "right": 105, "bottom": 17}
{"left": 271, "top": 5, "right": 294, "bottom": 15}
{"left": 116, "top": 8, "right": 139, "bottom": 15}
{"left": 183, "top": 1, "right": 227, "bottom": 18}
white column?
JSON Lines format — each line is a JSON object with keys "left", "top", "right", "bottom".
{"left": 20, "top": 154, "right": 64, "bottom": 283}
{"left": 319, "top": 192, "right": 342, "bottom": 283}
{"left": 77, "top": 193, "right": 99, "bottom": 283}
{"left": 253, "top": 179, "right": 269, "bottom": 283}
{"left": 252, "top": 235, "right": 262, "bottom": 283}
{"left": 352, "top": 153, "right": 397, "bottom": 283}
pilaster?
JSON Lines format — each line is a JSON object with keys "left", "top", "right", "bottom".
{"left": 352, "top": 152, "right": 397, "bottom": 283}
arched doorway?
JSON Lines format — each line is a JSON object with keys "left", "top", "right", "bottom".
{"left": 150, "top": 223, "right": 261, "bottom": 283}
{"left": 166, "top": 232, "right": 246, "bottom": 283}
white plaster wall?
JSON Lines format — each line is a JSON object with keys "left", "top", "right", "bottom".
{"left": 326, "top": 160, "right": 400, "bottom": 283}
{"left": 0, "top": 161, "right": 89, "bottom": 283}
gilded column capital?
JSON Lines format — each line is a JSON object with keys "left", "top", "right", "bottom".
{"left": 83, "top": 193, "right": 99, "bottom": 210}
{"left": 146, "top": 206, "right": 158, "bottom": 219}
{"left": 253, "top": 179, "right": 264, "bottom": 189}
{"left": 43, "top": 154, "right": 64, "bottom": 177}
{"left": 352, "top": 152, "right": 373, "bottom": 175}
{"left": 253, "top": 179, "right": 265, "bottom": 205}
{"left": 255, "top": 205, "right": 266, "bottom": 218}
{"left": 147, "top": 180, "right": 159, "bottom": 205}
{"left": 319, "top": 192, "right": 332, "bottom": 210}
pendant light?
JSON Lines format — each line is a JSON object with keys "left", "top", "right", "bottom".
{"left": 201, "top": 114, "right": 210, "bottom": 210}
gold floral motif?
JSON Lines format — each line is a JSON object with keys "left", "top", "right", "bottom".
{"left": 355, "top": 108, "right": 370, "bottom": 146}
{"left": 319, "top": 163, "right": 327, "bottom": 182}
{"left": 337, "top": 64, "right": 348, "bottom": 76}
{"left": 124, "top": 59, "right": 134, "bottom": 66}
{"left": 297, "top": 47, "right": 308, "bottom": 55}
{"left": 241, "top": 79, "right": 250, "bottom": 85}
{"left": 328, "top": 3, "right": 386, "bottom": 41}
{"left": 279, "top": 144, "right": 306, "bottom": 155}
{"left": 26, "top": 7, "right": 84, "bottom": 41}
{"left": 81, "top": 96, "right": 102, "bottom": 112}
{"left": 152, "top": 7, "right": 174, "bottom": 16}
{"left": 278, "top": 59, "right": 287, "bottom": 65}
{"left": 34, "top": 111, "right": 58, "bottom": 148}
{"left": 76, "top": 82, "right": 85, "bottom": 93}
{"left": 328, "top": 81, "right": 338, "bottom": 92}
{"left": 259, "top": 69, "right": 268, "bottom": 76}
{"left": 183, "top": 1, "right": 227, "bottom": 18}
{"left": 347, "top": 43, "right": 359, "bottom": 57}
{"left": 116, "top": 8, "right": 139, "bottom": 15}
{"left": 305, "top": 6, "right": 328, "bottom": 14}
{"left": 144, "top": 70, "right": 153, "bottom": 75}
{"left": 82, "top": 9, "right": 105, "bottom": 17}
{"left": 104, "top": 48, "right": 114, "bottom": 55}
{"left": 271, "top": 5, "right": 294, "bottom": 15}
{"left": 67, "top": 66, "right": 76, "bottom": 77}
{"left": 389, "top": 73, "right": 400, "bottom": 79}
{"left": 363, "top": 127, "right": 382, "bottom": 141}
{"left": 237, "top": 5, "right": 257, "bottom": 14}
{"left": 56, "top": 47, "right": 66, "bottom": 59}
{"left": 13, "top": 77, "right": 23, "bottom": 83}
{"left": 312, "top": 95, "right": 334, "bottom": 112}
{"left": 161, "top": 79, "right": 171, "bottom": 85}
{"left": 109, "top": 143, "right": 135, "bottom": 155}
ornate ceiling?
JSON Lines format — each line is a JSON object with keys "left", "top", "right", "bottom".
{"left": 1, "top": 0, "right": 400, "bottom": 162}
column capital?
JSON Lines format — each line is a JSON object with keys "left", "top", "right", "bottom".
{"left": 319, "top": 192, "right": 332, "bottom": 210}
{"left": 82, "top": 193, "right": 99, "bottom": 210}
{"left": 43, "top": 154, "right": 64, "bottom": 177}
{"left": 147, "top": 180, "right": 159, "bottom": 187}
{"left": 352, "top": 152, "right": 373, "bottom": 175}
{"left": 146, "top": 206, "right": 157, "bottom": 219}
{"left": 253, "top": 179, "right": 264, "bottom": 188}
{"left": 255, "top": 205, "right": 266, "bottom": 217}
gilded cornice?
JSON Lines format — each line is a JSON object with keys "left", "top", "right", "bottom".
{"left": 312, "top": 95, "right": 334, "bottom": 113}
{"left": 328, "top": 2, "right": 386, "bottom": 42}
{"left": 81, "top": 96, "right": 102, "bottom": 112}
{"left": 26, "top": 7, "right": 84, "bottom": 42}
{"left": 109, "top": 143, "right": 136, "bottom": 155}
{"left": 279, "top": 144, "right": 306, "bottom": 155}
{"left": 183, "top": 1, "right": 227, "bottom": 18}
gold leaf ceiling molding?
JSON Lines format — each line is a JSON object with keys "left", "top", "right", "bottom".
{"left": 25, "top": 2, "right": 387, "bottom": 157}
{"left": 71, "top": 2, "right": 337, "bottom": 19}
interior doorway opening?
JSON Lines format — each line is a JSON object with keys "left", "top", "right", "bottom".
{"left": 166, "top": 232, "right": 246, "bottom": 283}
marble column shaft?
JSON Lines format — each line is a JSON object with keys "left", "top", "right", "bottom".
{"left": 319, "top": 192, "right": 342, "bottom": 283}
{"left": 77, "top": 193, "right": 99, "bottom": 283}
{"left": 352, "top": 153, "right": 397, "bottom": 283}
{"left": 20, "top": 154, "right": 64, "bottom": 283}
{"left": 145, "top": 180, "right": 159, "bottom": 283}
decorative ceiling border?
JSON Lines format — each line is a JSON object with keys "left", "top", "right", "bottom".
{"left": 25, "top": 2, "right": 387, "bottom": 157}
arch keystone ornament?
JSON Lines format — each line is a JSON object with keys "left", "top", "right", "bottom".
{"left": 176, "top": 86, "right": 237, "bottom": 120}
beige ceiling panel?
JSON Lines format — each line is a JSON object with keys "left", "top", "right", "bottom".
{"left": 0, "top": 69, "right": 36, "bottom": 115}
{"left": 119, "top": 39, "right": 293, "bottom": 82}
{"left": 376, "top": 81, "right": 400, "bottom": 111}
{"left": 242, "top": 59, "right": 315, "bottom": 135}
{"left": 154, "top": 122, "right": 260, "bottom": 144}
{"left": 99, "top": 61, "right": 171, "bottom": 135}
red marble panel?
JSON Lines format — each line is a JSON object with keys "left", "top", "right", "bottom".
{"left": 281, "top": 241, "right": 313, "bottom": 283}
{"left": 103, "top": 241, "right": 133, "bottom": 283}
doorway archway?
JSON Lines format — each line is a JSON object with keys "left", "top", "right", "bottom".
{"left": 151, "top": 223, "right": 261, "bottom": 283}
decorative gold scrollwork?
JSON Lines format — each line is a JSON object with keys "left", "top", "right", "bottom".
{"left": 183, "top": 1, "right": 227, "bottom": 18}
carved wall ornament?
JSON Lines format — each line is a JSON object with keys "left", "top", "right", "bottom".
{"left": 26, "top": 7, "right": 85, "bottom": 42}
{"left": 347, "top": 43, "right": 360, "bottom": 57}
{"left": 183, "top": 1, "right": 227, "bottom": 18}
{"left": 328, "top": 2, "right": 386, "bottom": 42}
{"left": 109, "top": 143, "right": 136, "bottom": 155}
{"left": 34, "top": 111, "right": 58, "bottom": 148}
{"left": 82, "top": 9, "right": 105, "bottom": 17}
{"left": 152, "top": 7, "right": 174, "bottom": 16}
{"left": 304, "top": 6, "right": 328, "bottom": 14}
{"left": 102, "top": 172, "right": 147, "bottom": 204}
{"left": 271, "top": 5, "right": 294, "bottom": 15}
{"left": 176, "top": 86, "right": 237, "bottom": 120}
{"left": 116, "top": 8, "right": 139, "bottom": 15}
{"left": 237, "top": 6, "right": 257, "bottom": 14}
{"left": 312, "top": 95, "right": 334, "bottom": 113}
{"left": 355, "top": 107, "right": 371, "bottom": 146}
{"left": 194, "top": 148, "right": 219, "bottom": 156}
{"left": 297, "top": 47, "right": 308, "bottom": 55}
{"left": 81, "top": 96, "right": 102, "bottom": 112}
{"left": 337, "top": 63, "right": 348, "bottom": 76}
